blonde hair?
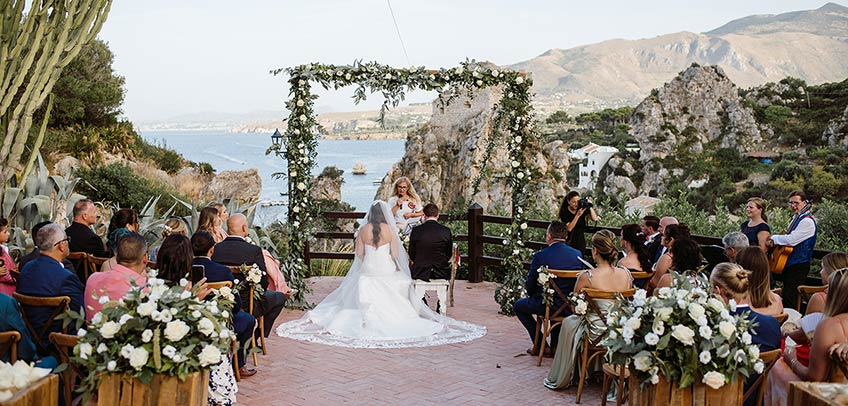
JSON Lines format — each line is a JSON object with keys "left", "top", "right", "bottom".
{"left": 747, "top": 197, "right": 768, "bottom": 222}
{"left": 211, "top": 202, "right": 227, "bottom": 220}
{"left": 163, "top": 218, "right": 187, "bottom": 238}
{"left": 198, "top": 206, "right": 219, "bottom": 232}
{"left": 824, "top": 267, "right": 848, "bottom": 317}
{"left": 822, "top": 252, "right": 848, "bottom": 282}
{"left": 591, "top": 230, "right": 618, "bottom": 265}
{"left": 390, "top": 177, "right": 420, "bottom": 202}
{"left": 710, "top": 262, "right": 751, "bottom": 302}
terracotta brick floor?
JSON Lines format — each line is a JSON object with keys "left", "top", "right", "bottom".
{"left": 237, "top": 277, "right": 605, "bottom": 405}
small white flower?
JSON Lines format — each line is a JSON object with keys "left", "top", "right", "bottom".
{"left": 162, "top": 345, "right": 177, "bottom": 359}
{"left": 137, "top": 301, "right": 156, "bottom": 316}
{"left": 754, "top": 361, "right": 764, "bottom": 374}
{"left": 476, "top": 80, "right": 483, "bottom": 86}
{"left": 129, "top": 347, "right": 149, "bottom": 370}
{"left": 78, "top": 343, "right": 93, "bottom": 360}
{"left": 191, "top": 310, "right": 201, "bottom": 318}
{"left": 384, "top": 73, "right": 392, "bottom": 80}
{"left": 537, "top": 272, "right": 549, "bottom": 285}
{"left": 99, "top": 321, "right": 120, "bottom": 339}
{"left": 520, "top": 223, "right": 528, "bottom": 230}
{"left": 742, "top": 332, "right": 752, "bottom": 345}
{"left": 107, "top": 361, "right": 116, "bottom": 371}
{"left": 515, "top": 76, "right": 524, "bottom": 84}
{"left": 514, "top": 136, "right": 522, "bottom": 143}
{"left": 96, "top": 343, "right": 108, "bottom": 354}
{"left": 179, "top": 278, "right": 188, "bottom": 287}
{"left": 180, "top": 290, "right": 191, "bottom": 300}
{"left": 491, "top": 69, "right": 500, "bottom": 77}
{"left": 728, "top": 299, "right": 737, "bottom": 312}
{"left": 702, "top": 371, "right": 725, "bottom": 389}
{"left": 345, "top": 73, "right": 351, "bottom": 80}
{"left": 296, "top": 99, "right": 304, "bottom": 107}
{"left": 454, "top": 67, "right": 464, "bottom": 75}
{"left": 141, "top": 329, "right": 153, "bottom": 343}
{"left": 652, "top": 319, "right": 665, "bottom": 335}
{"left": 707, "top": 297, "right": 725, "bottom": 312}
{"left": 198, "top": 345, "right": 222, "bottom": 367}
{"left": 118, "top": 314, "right": 133, "bottom": 326}
{"left": 718, "top": 321, "right": 735, "bottom": 339}
{"left": 633, "top": 350, "right": 652, "bottom": 371}
{"left": 633, "top": 289, "right": 647, "bottom": 306}
{"left": 120, "top": 344, "right": 134, "bottom": 359}
{"left": 650, "top": 374, "right": 659, "bottom": 384}
{"left": 164, "top": 320, "right": 190, "bottom": 342}
{"left": 699, "top": 350, "right": 712, "bottom": 364}
{"left": 574, "top": 301, "right": 588, "bottom": 315}
{"left": 749, "top": 345, "right": 760, "bottom": 360}
{"left": 625, "top": 317, "right": 641, "bottom": 331}
{"left": 299, "top": 114, "right": 307, "bottom": 122}
{"left": 671, "top": 325, "right": 696, "bottom": 346}
{"left": 98, "top": 296, "right": 109, "bottom": 304}
{"left": 645, "top": 332, "right": 659, "bottom": 346}
{"left": 91, "top": 312, "right": 103, "bottom": 325}
{"left": 622, "top": 326, "right": 635, "bottom": 343}
{"left": 198, "top": 318, "right": 215, "bottom": 337}
{"left": 734, "top": 349, "right": 747, "bottom": 363}
{"left": 688, "top": 303, "right": 705, "bottom": 322}
{"left": 516, "top": 172, "right": 525, "bottom": 179}
{"left": 699, "top": 325, "right": 713, "bottom": 339}
{"left": 297, "top": 182, "right": 307, "bottom": 191}
{"left": 695, "top": 316, "right": 708, "bottom": 326}
{"left": 654, "top": 307, "right": 673, "bottom": 322}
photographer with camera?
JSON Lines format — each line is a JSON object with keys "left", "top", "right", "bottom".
{"left": 557, "top": 191, "right": 598, "bottom": 255}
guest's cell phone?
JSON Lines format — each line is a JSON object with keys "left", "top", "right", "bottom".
{"left": 191, "top": 265, "right": 205, "bottom": 284}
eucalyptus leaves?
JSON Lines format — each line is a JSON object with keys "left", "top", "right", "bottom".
{"left": 271, "top": 60, "right": 536, "bottom": 314}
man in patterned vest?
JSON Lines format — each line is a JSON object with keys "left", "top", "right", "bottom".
{"left": 768, "top": 190, "right": 817, "bottom": 308}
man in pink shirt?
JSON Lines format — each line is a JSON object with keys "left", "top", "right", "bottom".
{"left": 84, "top": 233, "right": 147, "bottom": 320}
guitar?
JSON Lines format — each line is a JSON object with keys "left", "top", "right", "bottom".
{"left": 768, "top": 201, "right": 812, "bottom": 274}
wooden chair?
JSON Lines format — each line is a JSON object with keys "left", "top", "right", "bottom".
{"left": 533, "top": 269, "right": 582, "bottom": 366}
{"left": 774, "top": 312, "right": 789, "bottom": 325}
{"left": 742, "top": 348, "right": 782, "bottom": 406}
{"left": 67, "top": 252, "right": 92, "bottom": 280}
{"left": 12, "top": 292, "right": 70, "bottom": 358}
{"left": 88, "top": 255, "right": 109, "bottom": 273}
{"left": 629, "top": 271, "right": 652, "bottom": 283}
{"left": 831, "top": 349, "right": 848, "bottom": 383}
{"left": 577, "top": 288, "right": 636, "bottom": 404}
{"left": 0, "top": 331, "right": 21, "bottom": 363}
{"left": 796, "top": 285, "right": 826, "bottom": 312}
{"left": 601, "top": 361, "right": 629, "bottom": 406}
{"left": 771, "top": 287, "right": 782, "bottom": 296}
{"left": 198, "top": 280, "right": 242, "bottom": 380}
{"left": 49, "top": 332, "right": 83, "bottom": 406}
{"left": 229, "top": 265, "right": 264, "bottom": 366}
{"left": 207, "top": 281, "right": 234, "bottom": 291}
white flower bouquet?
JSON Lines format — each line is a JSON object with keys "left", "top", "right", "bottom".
{"left": 603, "top": 273, "right": 764, "bottom": 389}
{"left": 569, "top": 291, "right": 589, "bottom": 316}
{"left": 536, "top": 265, "right": 555, "bottom": 307}
{"left": 0, "top": 361, "right": 52, "bottom": 401}
{"left": 235, "top": 263, "right": 265, "bottom": 302}
{"left": 70, "top": 272, "right": 234, "bottom": 398}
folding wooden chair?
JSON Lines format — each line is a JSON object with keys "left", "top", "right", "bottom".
{"left": 229, "top": 265, "right": 264, "bottom": 366}
{"left": 601, "top": 361, "right": 629, "bottom": 406}
{"left": 12, "top": 293, "right": 70, "bottom": 358}
{"left": 741, "top": 348, "right": 782, "bottom": 406}
{"left": 796, "top": 285, "right": 826, "bottom": 312}
{"left": 533, "top": 269, "right": 582, "bottom": 366}
{"left": 577, "top": 288, "right": 636, "bottom": 404}
{"left": 67, "top": 252, "right": 92, "bottom": 280}
{"left": 0, "top": 331, "right": 21, "bottom": 363}
{"left": 774, "top": 312, "right": 789, "bottom": 325}
{"left": 206, "top": 280, "right": 242, "bottom": 381}
{"left": 49, "top": 332, "right": 83, "bottom": 406}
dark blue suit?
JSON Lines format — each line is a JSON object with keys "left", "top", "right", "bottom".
{"left": 193, "top": 257, "right": 255, "bottom": 369}
{"left": 513, "top": 242, "right": 584, "bottom": 348}
{"left": 17, "top": 255, "right": 85, "bottom": 353}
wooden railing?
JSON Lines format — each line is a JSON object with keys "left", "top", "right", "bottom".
{"left": 305, "top": 203, "right": 832, "bottom": 284}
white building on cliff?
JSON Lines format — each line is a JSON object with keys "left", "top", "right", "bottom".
{"left": 569, "top": 143, "right": 619, "bottom": 190}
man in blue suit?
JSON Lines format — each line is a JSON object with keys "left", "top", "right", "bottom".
{"left": 192, "top": 230, "right": 258, "bottom": 378}
{"left": 17, "top": 223, "right": 84, "bottom": 354}
{"left": 513, "top": 221, "right": 584, "bottom": 355}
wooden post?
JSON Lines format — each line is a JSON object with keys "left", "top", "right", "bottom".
{"left": 304, "top": 240, "right": 311, "bottom": 274}
{"left": 467, "top": 203, "right": 484, "bottom": 283}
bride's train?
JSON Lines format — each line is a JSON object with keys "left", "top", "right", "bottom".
{"left": 275, "top": 201, "right": 486, "bottom": 348}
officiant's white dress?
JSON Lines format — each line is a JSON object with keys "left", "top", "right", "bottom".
{"left": 276, "top": 201, "right": 486, "bottom": 348}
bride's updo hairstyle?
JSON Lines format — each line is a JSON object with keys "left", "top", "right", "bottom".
{"left": 591, "top": 230, "right": 618, "bottom": 265}
{"left": 369, "top": 203, "right": 386, "bottom": 245}
{"left": 710, "top": 262, "right": 750, "bottom": 302}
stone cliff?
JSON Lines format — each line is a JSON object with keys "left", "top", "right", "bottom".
{"left": 629, "top": 64, "right": 763, "bottom": 195}
{"left": 375, "top": 86, "right": 571, "bottom": 214}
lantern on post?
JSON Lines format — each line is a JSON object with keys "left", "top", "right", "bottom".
{"left": 270, "top": 128, "right": 294, "bottom": 223}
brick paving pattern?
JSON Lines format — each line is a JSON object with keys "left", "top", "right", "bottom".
{"left": 238, "top": 278, "right": 605, "bottom": 405}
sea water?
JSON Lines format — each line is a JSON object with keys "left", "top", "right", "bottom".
{"left": 141, "top": 130, "right": 406, "bottom": 225}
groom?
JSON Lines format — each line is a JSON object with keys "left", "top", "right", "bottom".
{"left": 409, "top": 203, "right": 452, "bottom": 281}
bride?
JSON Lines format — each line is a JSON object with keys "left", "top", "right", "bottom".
{"left": 276, "top": 201, "right": 486, "bottom": 348}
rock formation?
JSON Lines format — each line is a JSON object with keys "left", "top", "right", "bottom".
{"left": 375, "top": 86, "right": 570, "bottom": 214}
{"left": 824, "top": 105, "right": 848, "bottom": 148}
{"left": 204, "top": 169, "right": 262, "bottom": 202}
{"left": 629, "top": 64, "right": 762, "bottom": 195}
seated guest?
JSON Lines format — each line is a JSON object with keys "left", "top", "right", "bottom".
{"left": 652, "top": 216, "right": 678, "bottom": 264}
{"left": 199, "top": 207, "right": 226, "bottom": 244}
{"left": 647, "top": 224, "right": 691, "bottom": 292}
{"left": 722, "top": 231, "right": 749, "bottom": 263}
{"left": 737, "top": 246, "right": 783, "bottom": 317}
{"left": 210, "top": 203, "right": 230, "bottom": 243}
{"left": 655, "top": 238, "right": 703, "bottom": 290}
{"left": 513, "top": 221, "right": 583, "bottom": 356}
{"left": 149, "top": 217, "right": 188, "bottom": 263}
{"left": 619, "top": 224, "right": 651, "bottom": 288}
{"left": 0, "top": 293, "right": 36, "bottom": 363}
{"left": 18, "top": 221, "right": 76, "bottom": 275}
{"left": 65, "top": 199, "right": 109, "bottom": 279}
{"left": 84, "top": 233, "right": 148, "bottom": 320}
{"left": 101, "top": 208, "right": 139, "bottom": 272}
{"left": 545, "top": 230, "right": 633, "bottom": 389}
{"left": 806, "top": 252, "right": 848, "bottom": 315}
{"left": 212, "top": 213, "right": 286, "bottom": 340}
{"left": 0, "top": 217, "right": 17, "bottom": 295}
{"left": 766, "top": 265, "right": 848, "bottom": 404}
{"left": 192, "top": 231, "right": 257, "bottom": 377}
{"left": 17, "top": 223, "right": 84, "bottom": 351}
{"left": 641, "top": 216, "right": 662, "bottom": 268}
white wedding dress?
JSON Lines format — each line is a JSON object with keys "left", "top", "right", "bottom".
{"left": 276, "top": 201, "right": 486, "bottom": 348}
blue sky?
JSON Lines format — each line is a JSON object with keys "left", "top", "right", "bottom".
{"left": 98, "top": 1, "right": 838, "bottom": 121}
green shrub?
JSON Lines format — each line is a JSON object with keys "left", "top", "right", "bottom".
{"left": 76, "top": 163, "right": 185, "bottom": 215}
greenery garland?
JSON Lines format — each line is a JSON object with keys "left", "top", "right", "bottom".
{"left": 271, "top": 60, "right": 536, "bottom": 314}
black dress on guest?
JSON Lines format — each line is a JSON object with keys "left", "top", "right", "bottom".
{"left": 741, "top": 221, "right": 771, "bottom": 247}
{"left": 559, "top": 207, "right": 587, "bottom": 255}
